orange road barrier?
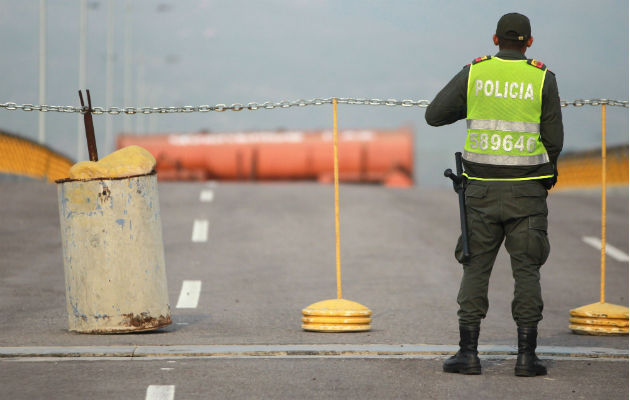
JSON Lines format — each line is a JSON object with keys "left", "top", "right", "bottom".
{"left": 0, "top": 131, "right": 73, "bottom": 182}
{"left": 116, "top": 127, "right": 414, "bottom": 187}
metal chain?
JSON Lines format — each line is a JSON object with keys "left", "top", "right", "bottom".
{"left": 0, "top": 97, "right": 627, "bottom": 115}
{"left": 559, "top": 99, "right": 629, "bottom": 108}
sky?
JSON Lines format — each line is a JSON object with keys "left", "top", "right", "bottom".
{"left": 0, "top": 0, "right": 628, "bottom": 186}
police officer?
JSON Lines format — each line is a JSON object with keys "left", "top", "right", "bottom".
{"left": 425, "top": 12, "right": 564, "bottom": 376}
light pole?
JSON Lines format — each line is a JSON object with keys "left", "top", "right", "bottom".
{"left": 77, "top": 0, "right": 87, "bottom": 161}
{"left": 38, "top": 0, "right": 47, "bottom": 144}
{"left": 105, "top": 0, "right": 114, "bottom": 152}
{"left": 123, "top": 0, "right": 133, "bottom": 134}
{"left": 136, "top": 56, "right": 145, "bottom": 134}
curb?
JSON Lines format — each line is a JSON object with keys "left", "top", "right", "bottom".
{"left": 1, "top": 344, "right": 627, "bottom": 360}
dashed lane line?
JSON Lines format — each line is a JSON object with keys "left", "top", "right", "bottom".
{"left": 175, "top": 280, "right": 202, "bottom": 309}
{"left": 191, "top": 219, "right": 208, "bottom": 243}
{"left": 582, "top": 236, "right": 629, "bottom": 262}
{"left": 199, "top": 189, "right": 214, "bottom": 203}
{"left": 146, "top": 385, "right": 175, "bottom": 400}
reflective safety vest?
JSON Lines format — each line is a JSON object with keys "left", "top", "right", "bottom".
{"left": 464, "top": 56, "right": 552, "bottom": 180}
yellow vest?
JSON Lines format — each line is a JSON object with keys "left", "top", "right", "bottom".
{"left": 465, "top": 56, "right": 552, "bottom": 180}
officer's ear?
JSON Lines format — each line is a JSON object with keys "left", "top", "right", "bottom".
{"left": 527, "top": 36, "right": 534, "bottom": 48}
{"left": 493, "top": 34, "right": 499, "bottom": 46}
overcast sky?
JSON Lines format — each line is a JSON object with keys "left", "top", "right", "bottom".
{"left": 0, "top": 0, "right": 628, "bottom": 185}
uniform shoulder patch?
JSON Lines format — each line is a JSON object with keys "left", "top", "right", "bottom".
{"left": 471, "top": 55, "right": 492, "bottom": 65}
{"left": 527, "top": 59, "right": 547, "bottom": 71}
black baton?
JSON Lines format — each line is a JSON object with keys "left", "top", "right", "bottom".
{"left": 444, "top": 152, "right": 470, "bottom": 260}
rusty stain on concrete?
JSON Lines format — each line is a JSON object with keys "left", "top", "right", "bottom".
{"left": 121, "top": 312, "right": 172, "bottom": 330}
{"left": 97, "top": 185, "right": 111, "bottom": 203}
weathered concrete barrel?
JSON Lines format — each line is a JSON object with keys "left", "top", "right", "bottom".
{"left": 56, "top": 172, "right": 171, "bottom": 333}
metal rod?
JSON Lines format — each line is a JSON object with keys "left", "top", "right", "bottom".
{"left": 600, "top": 104, "right": 607, "bottom": 304}
{"left": 333, "top": 98, "right": 342, "bottom": 300}
{"left": 79, "top": 90, "right": 99, "bottom": 162}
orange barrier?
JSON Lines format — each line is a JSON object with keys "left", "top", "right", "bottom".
{"left": 555, "top": 145, "right": 628, "bottom": 189}
{"left": 117, "top": 127, "right": 414, "bottom": 187}
{"left": 0, "top": 131, "right": 73, "bottom": 182}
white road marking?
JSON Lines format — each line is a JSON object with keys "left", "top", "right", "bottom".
{"left": 199, "top": 189, "right": 214, "bottom": 202}
{"left": 160, "top": 368, "right": 174, "bottom": 371}
{"left": 176, "top": 280, "right": 202, "bottom": 309}
{"left": 191, "top": 219, "right": 208, "bottom": 243}
{"left": 582, "top": 236, "right": 630, "bottom": 262}
{"left": 145, "top": 385, "right": 175, "bottom": 400}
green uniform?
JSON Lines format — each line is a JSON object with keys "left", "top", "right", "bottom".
{"left": 454, "top": 180, "right": 549, "bottom": 327}
{"left": 426, "top": 50, "right": 564, "bottom": 328}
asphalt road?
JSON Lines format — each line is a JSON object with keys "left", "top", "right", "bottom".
{"left": 0, "top": 180, "right": 628, "bottom": 399}
{"left": 2, "top": 358, "right": 628, "bottom": 400}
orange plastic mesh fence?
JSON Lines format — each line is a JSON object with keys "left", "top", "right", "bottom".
{"left": 555, "top": 145, "right": 628, "bottom": 189}
{"left": 0, "top": 132, "right": 72, "bottom": 183}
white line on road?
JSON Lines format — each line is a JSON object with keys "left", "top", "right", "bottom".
{"left": 176, "top": 280, "right": 202, "bottom": 309}
{"left": 191, "top": 219, "right": 208, "bottom": 243}
{"left": 582, "top": 236, "right": 630, "bottom": 262}
{"left": 199, "top": 189, "right": 214, "bottom": 202}
{"left": 146, "top": 385, "right": 175, "bottom": 400}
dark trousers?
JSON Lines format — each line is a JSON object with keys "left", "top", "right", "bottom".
{"left": 455, "top": 180, "right": 550, "bottom": 328}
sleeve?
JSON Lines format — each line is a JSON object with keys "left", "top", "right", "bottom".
{"left": 540, "top": 71, "right": 564, "bottom": 166}
{"left": 424, "top": 66, "right": 469, "bottom": 127}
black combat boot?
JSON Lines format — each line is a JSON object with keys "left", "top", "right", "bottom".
{"left": 443, "top": 326, "right": 482, "bottom": 375}
{"left": 515, "top": 327, "right": 547, "bottom": 377}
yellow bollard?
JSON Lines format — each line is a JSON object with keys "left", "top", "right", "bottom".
{"left": 569, "top": 103, "right": 629, "bottom": 335}
{"left": 57, "top": 172, "right": 171, "bottom": 333}
{"left": 302, "top": 98, "right": 372, "bottom": 332}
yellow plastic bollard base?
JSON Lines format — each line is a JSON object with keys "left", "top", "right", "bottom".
{"left": 302, "top": 299, "right": 372, "bottom": 332}
{"left": 568, "top": 317, "right": 629, "bottom": 327}
{"left": 569, "top": 324, "right": 628, "bottom": 335}
{"left": 569, "top": 302, "right": 629, "bottom": 336}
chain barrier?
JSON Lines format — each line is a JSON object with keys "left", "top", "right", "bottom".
{"left": 0, "top": 97, "right": 627, "bottom": 115}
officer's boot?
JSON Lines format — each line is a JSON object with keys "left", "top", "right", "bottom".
{"left": 514, "top": 327, "right": 547, "bottom": 377}
{"left": 443, "top": 326, "right": 481, "bottom": 375}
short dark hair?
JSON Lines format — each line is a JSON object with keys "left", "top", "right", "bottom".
{"left": 498, "top": 36, "right": 527, "bottom": 50}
